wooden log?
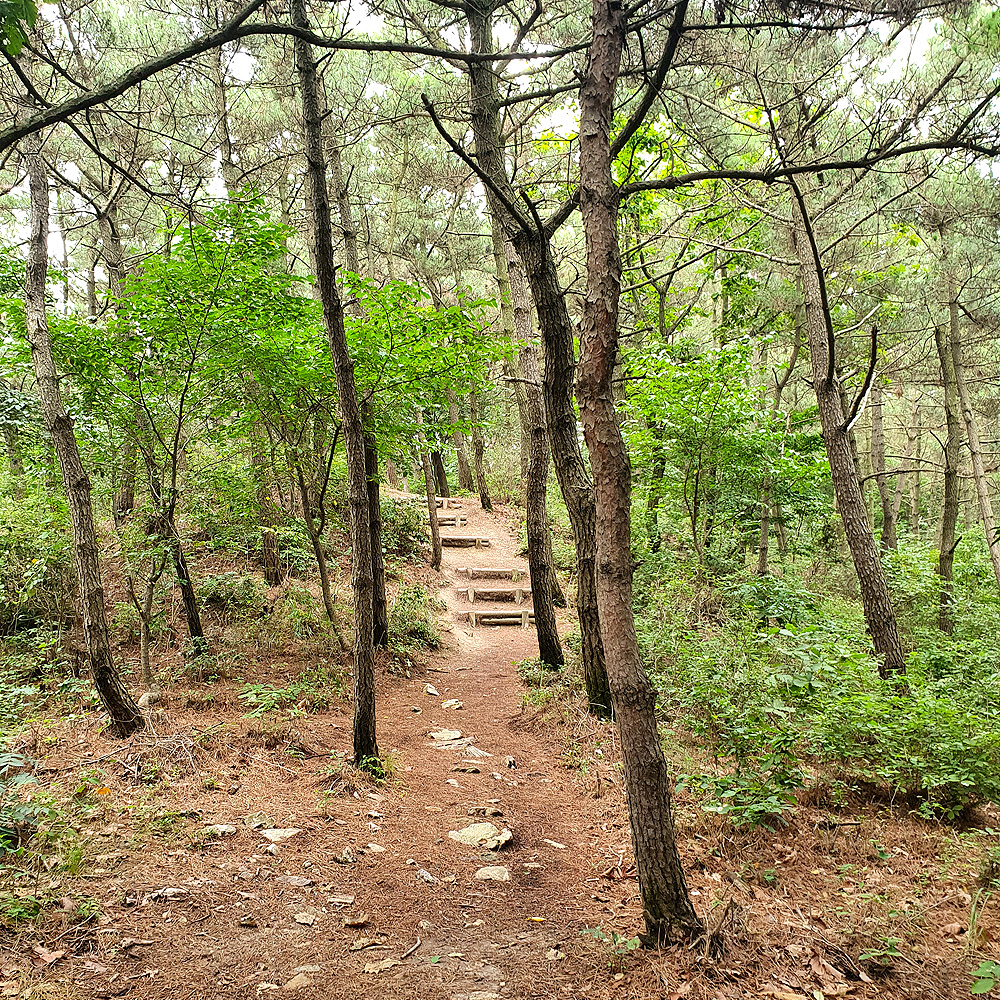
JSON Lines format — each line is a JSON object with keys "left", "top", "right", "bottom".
{"left": 463, "top": 609, "right": 534, "bottom": 627}
{"left": 455, "top": 566, "right": 521, "bottom": 579}
{"left": 457, "top": 586, "right": 532, "bottom": 603}
{"left": 440, "top": 535, "right": 491, "bottom": 548}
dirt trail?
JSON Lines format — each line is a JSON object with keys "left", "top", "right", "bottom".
{"left": 6, "top": 497, "right": 636, "bottom": 1000}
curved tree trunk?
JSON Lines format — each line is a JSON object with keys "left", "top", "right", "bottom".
{"left": 466, "top": 0, "right": 610, "bottom": 716}
{"left": 576, "top": 0, "right": 700, "bottom": 944}
{"left": 23, "top": 132, "right": 142, "bottom": 739}
{"left": 293, "top": 0, "right": 377, "bottom": 768}
{"left": 791, "top": 195, "right": 906, "bottom": 678}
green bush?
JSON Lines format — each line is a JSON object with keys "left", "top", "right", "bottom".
{"left": 198, "top": 572, "right": 266, "bottom": 614}
{"left": 807, "top": 688, "right": 1000, "bottom": 818}
{"left": 380, "top": 499, "right": 427, "bottom": 561}
{"left": 0, "top": 498, "right": 75, "bottom": 634}
{"left": 388, "top": 584, "right": 442, "bottom": 652}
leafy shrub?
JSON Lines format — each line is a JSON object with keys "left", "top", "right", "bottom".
{"left": 0, "top": 753, "right": 39, "bottom": 853}
{"left": 238, "top": 662, "right": 346, "bottom": 717}
{"left": 380, "top": 499, "right": 427, "bottom": 561}
{"left": 198, "top": 572, "right": 265, "bottom": 614}
{"left": 728, "top": 574, "right": 817, "bottom": 626}
{"left": 0, "top": 498, "right": 75, "bottom": 633}
{"left": 388, "top": 585, "right": 442, "bottom": 652}
{"left": 807, "top": 688, "right": 1000, "bottom": 817}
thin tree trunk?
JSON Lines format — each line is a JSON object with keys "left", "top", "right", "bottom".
{"left": 870, "top": 381, "right": 897, "bottom": 551}
{"left": 469, "top": 389, "right": 493, "bottom": 511}
{"left": 447, "top": 389, "right": 475, "bottom": 491}
{"left": 416, "top": 411, "right": 442, "bottom": 571}
{"left": 507, "top": 240, "right": 566, "bottom": 608}
{"left": 467, "top": 0, "right": 609, "bottom": 717}
{"left": 575, "top": 0, "right": 700, "bottom": 944}
{"left": 366, "top": 438, "right": 389, "bottom": 648}
{"left": 293, "top": 0, "right": 377, "bottom": 768}
{"left": 910, "top": 404, "right": 921, "bottom": 531}
{"left": 22, "top": 132, "right": 142, "bottom": 738}
{"left": 951, "top": 324, "right": 1000, "bottom": 590}
{"left": 489, "top": 216, "right": 531, "bottom": 485}
{"left": 431, "top": 450, "right": 450, "bottom": 498}
{"left": 890, "top": 400, "right": 919, "bottom": 530}
{"left": 935, "top": 322, "right": 961, "bottom": 633}
{"left": 790, "top": 191, "right": 906, "bottom": 678}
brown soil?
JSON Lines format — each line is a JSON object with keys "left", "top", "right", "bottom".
{"left": 1, "top": 498, "right": 995, "bottom": 999}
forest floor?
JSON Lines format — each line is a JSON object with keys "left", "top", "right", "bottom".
{"left": 1, "top": 498, "right": 996, "bottom": 999}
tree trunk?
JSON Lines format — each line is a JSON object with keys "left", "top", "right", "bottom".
{"left": 467, "top": 0, "right": 609, "bottom": 717}
{"left": 170, "top": 532, "right": 206, "bottom": 655}
{"left": 520, "top": 337, "right": 565, "bottom": 668}
{"left": 251, "top": 422, "right": 284, "bottom": 586}
{"left": 489, "top": 216, "right": 531, "bottom": 486}
{"left": 890, "top": 400, "right": 919, "bottom": 532}
{"left": 293, "top": 0, "right": 378, "bottom": 768}
{"left": 507, "top": 240, "right": 566, "bottom": 609}
{"left": 934, "top": 322, "right": 961, "bottom": 634}
{"left": 790, "top": 195, "right": 906, "bottom": 678}
{"left": 951, "top": 323, "right": 1000, "bottom": 590}
{"left": 416, "top": 411, "right": 443, "bottom": 571}
{"left": 870, "top": 381, "right": 897, "bottom": 551}
{"left": 447, "top": 390, "right": 475, "bottom": 492}
{"left": 22, "top": 133, "right": 142, "bottom": 738}
{"left": 431, "top": 450, "right": 450, "bottom": 498}
{"left": 575, "top": 0, "right": 700, "bottom": 944}
{"left": 468, "top": 390, "right": 493, "bottom": 512}
{"left": 366, "top": 437, "right": 389, "bottom": 648}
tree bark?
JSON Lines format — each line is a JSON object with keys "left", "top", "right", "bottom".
{"left": 366, "top": 438, "right": 389, "bottom": 648}
{"left": 468, "top": 390, "right": 493, "bottom": 512}
{"left": 575, "top": 0, "right": 700, "bottom": 944}
{"left": 431, "top": 450, "right": 450, "bottom": 498}
{"left": 466, "top": 0, "right": 610, "bottom": 717}
{"left": 870, "top": 381, "right": 897, "bottom": 551}
{"left": 293, "top": 0, "right": 377, "bottom": 768}
{"left": 934, "top": 321, "right": 961, "bottom": 633}
{"left": 951, "top": 323, "right": 1000, "bottom": 590}
{"left": 447, "top": 390, "right": 475, "bottom": 492}
{"left": 790, "top": 191, "right": 906, "bottom": 678}
{"left": 506, "top": 240, "right": 566, "bottom": 609}
{"left": 416, "top": 410, "right": 442, "bottom": 571}
{"left": 22, "top": 132, "right": 142, "bottom": 738}
{"left": 250, "top": 422, "right": 284, "bottom": 586}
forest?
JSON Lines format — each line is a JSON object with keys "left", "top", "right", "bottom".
{"left": 1, "top": 0, "right": 1000, "bottom": 996}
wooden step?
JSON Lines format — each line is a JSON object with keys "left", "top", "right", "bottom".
{"left": 437, "top": 497, "right": 462, "bottom": 509}
{"left": 425, "top": 514, "right": 467, "bottom": 527}
{"left": 460, "top": 586, "right": 531, "bottom": 605}
{"left": 456, "top": 566, "right": 523, "bottom": 580}
{"left": 440, "top": 535, "right": 491, "bottom": 548}
{"left": 464, "top": 609, "right": 535, "bottom": 627}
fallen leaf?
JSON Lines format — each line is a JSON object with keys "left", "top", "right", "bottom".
{"left": 294, "top": 913, "right": 316, "bottom": 926}
{"left": 941, "top": 922, "right": 965, "bottom": 937}
{"left": 344, "top": 912, "right": 369, "bottom": 928}
{"left": 31, "top": 945, "right": 66, "bottom": 967}
{"left": 364, "top": 958, "right": 399, "bottom": 974}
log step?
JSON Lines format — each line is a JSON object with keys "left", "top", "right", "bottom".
{"left": 460, "top": 586, "right": 531, "bottom": 604}
{"left": 464, "top": 609, "right": 535, "bottom": 627}
{"left": 455, "top": 566, "right": 523, "bottom": 580}
{"left": 440, "top": 535, "right": 492, "bottom": 548}
{"left": 426, "top": 514, "right": 467, "bottom": 527}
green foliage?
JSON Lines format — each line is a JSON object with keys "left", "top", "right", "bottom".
{"left": 680, "top": 730, "right": 805, "bottom": 828}
{"left": 973, "top": 960, "right": 1000, "bottom": 995}
{"left": 388, "top": 584, "right": 442, "bottom": 652}
{"left": 238, "top": 662, "right": 346, "bottom": 717}
{"left": 198, "top": 572, "right": 265, "bottom": 614}
{"left": 0, "top": 496, "right": 75, "bottom": 634}
{"left": 379, "top": 498, "right": 427, "bottom": 561}
{"left": 0, "top": 0, "right": 36, "bottom": 54}
{"left": 0, "top": 753, "right": 37, "bottom": 852}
